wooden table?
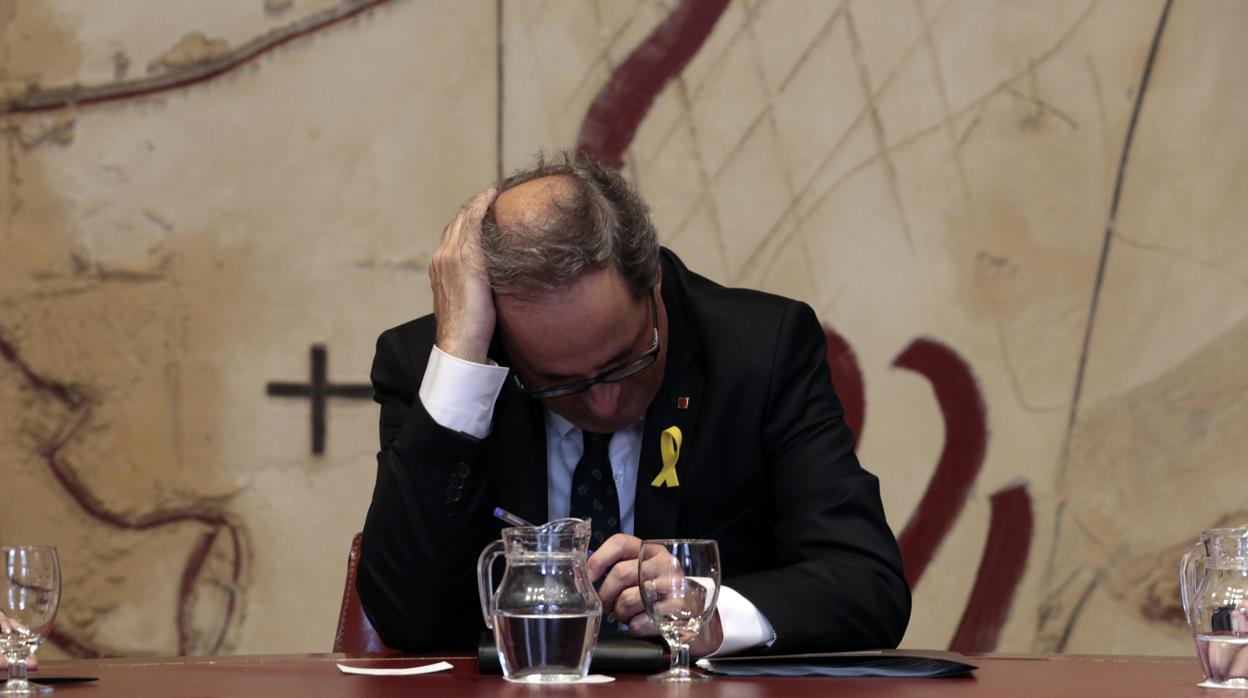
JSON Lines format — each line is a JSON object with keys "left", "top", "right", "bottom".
{"left": 26, "top": 652, "right": 1209, "bottom": 697}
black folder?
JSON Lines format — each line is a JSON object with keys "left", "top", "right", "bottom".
{"left": 1, "top": 676, "right": 98, "bottom": 686}
{"left": 698, "top": 649, "right": 977, "bottom": 678}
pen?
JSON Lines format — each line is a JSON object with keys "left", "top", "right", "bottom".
{"left": 492, "top": 509, "right": 599, "bottom": 556}
{"left": 493, "top": 507, "right": 534, "bottom": 528}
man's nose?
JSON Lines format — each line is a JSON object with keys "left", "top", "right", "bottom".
{"left": 584, "top": 382, "right": 622, "bottom": 419}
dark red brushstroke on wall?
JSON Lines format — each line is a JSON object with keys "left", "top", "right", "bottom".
{"left": 948, "top": 484, "right": 1033, "bottom": 652}
{"left": 824, "top": 327, "right": 865, "bottom": 441}
{"left": 0, "top": 332, "right": 243, "bottom": 656}
{"left": 576, "top": 0, "right": 731, "bottom": 167}
{"left": 3, "top": 0, "right": 396, "bottom": 115}
{"left": 894, "top": 338, "right": 989, "bottom": 588}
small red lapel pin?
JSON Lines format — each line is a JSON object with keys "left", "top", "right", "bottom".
{"left": 676, "top": 396, "right": 690, "bottom": 410}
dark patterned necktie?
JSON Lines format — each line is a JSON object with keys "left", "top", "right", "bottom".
{"left": 569, "top": 431, "right": 620, "bottom": 548}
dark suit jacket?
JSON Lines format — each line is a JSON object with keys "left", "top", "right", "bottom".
{"left": 357, "top": 249, "right": 910, "bottom": 653}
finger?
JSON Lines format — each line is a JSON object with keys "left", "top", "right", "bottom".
{"left": 446, "top": 198, "right": 488, "bottom": 267}
{"left": 1225, "top": 610, "right": 1248, "bottom": 679}
{"left": 27, "top": 652, "right": 38, "bottom": 671}
{"left": 652, "top": 596, "right": 695, "bottom": 620}
{"left": 438, "top": 209, "right": 460, "bottom": 244}
{"left": 465, "top": 187, "right": 497, "bottom": 225}
{"left": 1229, "top": 645, "right": 1248, "bottom": 681}
{"left": 440, "top": 189, "right": 493, "bottom": 261}
{"left": 627, "top": 613, "right": 658, "bottom": 637}
{"left": 597, "top": 559, "right": 640, "bottom": 614}
{"left": 1209, "top": 635, "right": 1238, "bottom": 677}
{"left": 639, "top": 547, "right": 682, "bottom": 583}
{"left": 613, "top": 586, "right": 646, "bottom": 625}
{"left": 689, "top": 611, "right": 724, "bottom": 658}
{"left": 586, "top": 534, "right": 641, "bottom": 582}
{"left": 1231, "top": 608, "right": 1248, "bottom": 633}
{"left": 440, "top": 208, "right": 466, "bottom": 245}
{"left": 430, "top": 215, "right": 463, "bottom": 284}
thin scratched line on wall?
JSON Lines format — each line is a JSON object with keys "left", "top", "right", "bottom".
{"left": 1058, "top": 0, "right": 1174, "bottom": 473}
{"left": 744, "top": 0, "right": 1097, "bottom": 306}
{"left": 740, "top": 1, "right": 964, "bottom": 279}
{"left": 0, "top": 0, "right": 397, "bottom": 115}
{"left": 737, "top": 0, "right": 808, "bottom": 289}
{"left": 914, "top": 0, "right": 969, "bottom": 196}
{"left": 1050, "top": 0, "right": 1173, "bottom": 653}
{"left": 751, "top": 3, "right": 839, "bottom": 288}
{"left": 843, "top": 5, "right": 915, "bottom": 256}
{"left": 496, "top": 0, "right": 504, "bottom": 181}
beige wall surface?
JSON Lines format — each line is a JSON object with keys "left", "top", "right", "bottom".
{"left": 1, "top": 0, "right": 1243, "bottom": 658}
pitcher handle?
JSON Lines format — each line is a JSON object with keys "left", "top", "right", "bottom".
{"left": 1179, "top": 541, "right": 1203, "bottom": 632}
{"left": 477, "top": 539, "right": 505, "bottom": 630}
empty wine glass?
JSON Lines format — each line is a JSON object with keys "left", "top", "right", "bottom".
{"left": 0, "top": 547, "right": 61, "bottom": 696}
{"left": 639, "top": 539, "right": 720, "bottom": 682}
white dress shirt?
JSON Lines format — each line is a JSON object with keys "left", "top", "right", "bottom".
{"left": 418, "top": 345, "right": 775, "bottom": 655}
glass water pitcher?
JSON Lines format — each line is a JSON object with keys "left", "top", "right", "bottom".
{"left": 1181, "top": 525, "right": 1248, "bottom": 689}
{"left": 477, "top": 518, "right": 602, "bottom": 683}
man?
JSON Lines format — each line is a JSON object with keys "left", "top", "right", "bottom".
{"left": 358, "top": 152, "right": 910, "bottom": 656}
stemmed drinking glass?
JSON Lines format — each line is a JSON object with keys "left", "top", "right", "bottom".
{"left": 0, "top": 547, "right": 61, "bottom": 696}
{"left": 639, "top": 539, "right": 720, "bottom": 682}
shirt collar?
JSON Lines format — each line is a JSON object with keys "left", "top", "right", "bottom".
{"left": 547, "top": 409, "right": 578, "bottom": 440}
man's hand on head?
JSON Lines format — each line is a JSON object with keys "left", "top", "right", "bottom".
{"left": 430, "top": 187, "right": 498, "bottom": 364}
{"left": 588, "top": 534, "right": 724, "bottom": 657}
{"left": 0, "top": 611, "right": 39, "bottom": 671}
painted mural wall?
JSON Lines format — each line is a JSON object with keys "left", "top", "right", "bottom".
{"left": 2, "top": 0, "right": 1244, "bottom": 658}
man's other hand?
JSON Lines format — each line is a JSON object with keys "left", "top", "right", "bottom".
{"left": 430, "top": 187, "right": 498, "bottom": 364}
{"left": 588, "top": 534, "right": 724, "bottom": 657}
{"left": 0, "top": 611, "right": 39, "bottom": 671}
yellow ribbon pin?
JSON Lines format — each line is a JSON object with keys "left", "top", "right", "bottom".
{"left": 651, "top": 426, "right": 682, "bottom": 488}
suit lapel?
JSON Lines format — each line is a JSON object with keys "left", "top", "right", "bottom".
{"left": 635, "top": 369, "right": 702, "bottom": 538}
{"left": 634, "top": 256, "right": 703, "bottom": 540}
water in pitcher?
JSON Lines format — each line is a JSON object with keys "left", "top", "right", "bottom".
{"left": 495, "top": 611, "right": 600, "bottom": 683}
{"left": 1195, "top": 633, "right": 1248, "bottom": 688}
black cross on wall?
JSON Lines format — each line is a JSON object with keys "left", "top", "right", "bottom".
{"left": 266, "top": 344, "right": 372, "bottom": 455}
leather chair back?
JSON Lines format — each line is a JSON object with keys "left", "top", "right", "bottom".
{"left": 333, "top": 532, "right": 393, "bottom": 654}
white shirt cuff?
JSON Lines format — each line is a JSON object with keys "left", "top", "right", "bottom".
{"left": 707, "top": 584, "right": 776, "bottom": 657}
{"left": 417, "top": 345, "right": 509, "bottom": 439}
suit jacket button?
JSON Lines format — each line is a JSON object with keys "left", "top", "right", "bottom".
{"left": 456, "top": 462, "right": 472, "bottom": 478}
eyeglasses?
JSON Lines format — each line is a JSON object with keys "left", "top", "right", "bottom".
{"left": 512, "top": 291, "right": 660, "bottom": 400}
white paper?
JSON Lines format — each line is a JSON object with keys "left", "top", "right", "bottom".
{"left": 336, "top": 661, "right": 454, "bottom": 676}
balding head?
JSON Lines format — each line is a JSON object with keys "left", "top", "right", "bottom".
{"left": 492, "top": 175, "right": 578, "bottom": 232}
{"left": 479, "top": 151, "right": 660, "bottom": 299}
